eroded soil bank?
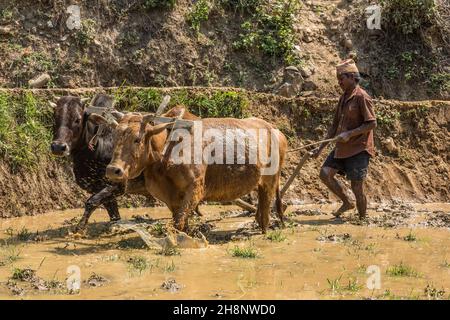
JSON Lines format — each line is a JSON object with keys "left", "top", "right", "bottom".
{"left": 0, "top": 204, "right": 449, "bottom": 300}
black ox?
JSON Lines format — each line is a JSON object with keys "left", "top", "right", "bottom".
{"left": 50, "top": 94, "right": 148, "bottom": 232}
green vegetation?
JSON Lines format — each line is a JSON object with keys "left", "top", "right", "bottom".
{"left": 114, "top": 87, "right": 249, "bottom": 118}
{"left": 75, "top": 19, "right": 97, "bottom": 47}
{"left": 265, "top": 230, "right": 286, "bottom": 242}
{"left": 187, "top": 0, "right": 212, "bottom": 33}
{"left": 0, "top": 244, "right": 21, "bottom": 266}
{"left": 380, "top": 0, "right": 437, "bottom": 36}
{"left": 219, "top": 0, "right": 261, "bottom": 13}
{"left": 0, "top": 92, "right": 53, "bottom": 170}
{"left": 386, "top": 262, "right": 421, "bottom": 277}
{"left": 0, "top": 7, "right": 13, "bottom": 23}
{"left": 402, "top": 230, "right": 417, "bottom": 242}
{"left": 326, "top": 276, "right": 362, "bottom": 294}
{"left": 143, "top": 0, "right": 177, "bottom": 9}
{"left": 127, "top": 256, "right": 150, "bottom": 274}
{"left": 232, "top": 0, "right": 301, "bottom": 64}
{"left": 230, "top": 245, "right": 258, "bottom": 258}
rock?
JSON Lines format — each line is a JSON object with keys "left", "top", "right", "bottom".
{"left": 161, "top": 279, "right": 182, "bottom": 293}
{"left": 302, "top": 80, "right": 318, "bottom": 91}
{"left": 285, "top": 66, "right": 299, "bottom": 72}
{"left": 29, "top": 73, "right": 51, "bottom": 88}
{"left": 343, "top": 39, "right": 353, "bottom": 50}
{"left": 0, "top": 26, "right": 13, "bottom": 35}
{"left": 278, "top": 83, "right": 297, "bottom": 98}
{"left": 383, "top": 137, "right": 398, "bottom": 152}
{"left": 47, "top": 20, "right": 53, "bottom": 28}
{"left": 299, "top": 66, "right": 312, "bottom": 78}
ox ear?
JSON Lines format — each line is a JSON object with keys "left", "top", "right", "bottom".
{"left": 88, "top": 113, "right": 117, "bottom": 128}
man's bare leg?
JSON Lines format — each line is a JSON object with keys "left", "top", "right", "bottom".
{"left": 351, "top": 180, "right": 367, "bottom": 219}
{"left": 320, "top": 166, "right": 355, "bottom": 217}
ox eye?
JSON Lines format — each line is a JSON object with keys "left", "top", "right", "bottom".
{"left": 134, "top": 138, "right": 141, "bottom": 144}
{"left": 74, "top": 119, "right": 81, "bottom": 124}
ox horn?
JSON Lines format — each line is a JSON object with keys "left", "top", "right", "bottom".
{"left": 53, "top": 95, "right": 61, "bottom": 103}
{"left": 156, "top": 95, "right": 171, "bottom": 116}
{"left": 80, "top": 98, "right": 90, "bottom": 106}
{"left": 49, "top": 101, "right": 57, "bottom": 109}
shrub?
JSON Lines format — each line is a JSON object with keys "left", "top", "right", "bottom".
{"left": 380, "top": 0, "right": 437, "bottom": 35}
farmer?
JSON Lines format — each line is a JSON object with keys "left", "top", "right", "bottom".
{"left": 312, "top": 59, "right": 377, "bottom": 220}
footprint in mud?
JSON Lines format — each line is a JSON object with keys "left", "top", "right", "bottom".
{"left": 161, "top": 279, "right": 182, "bottom": 293}
{"left": 316, "top": 233, "right": 352, "bottom": 243}
{"left": 292, "top": 209, "right": 325, "bottom": 216}
{"left": 6, "top": 268, "right": 66, "bottom": 295}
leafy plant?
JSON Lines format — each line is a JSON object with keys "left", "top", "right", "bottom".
{"left": 75, "top": 19, "right": 97, "bottom": 47}
{"left": 233, "top": 0, "right": 301, "bottom": 64}
{"left": 380, "top": 0, "right": 437, "bottom": 36}
{"left": 187, "top": 0, "right": 212, "bottom": 33}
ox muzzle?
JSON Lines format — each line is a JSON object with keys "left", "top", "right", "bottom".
{"left": 50, "top": 141, "right": 70, "bottom": 157}
{"left": 106, "top": 164, "right": 125, "bottom": 181}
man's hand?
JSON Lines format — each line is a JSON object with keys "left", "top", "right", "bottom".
{"left": 337, "top": 131, "right": 352, "bottom": 143}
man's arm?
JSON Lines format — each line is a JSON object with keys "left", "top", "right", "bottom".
{"left": 337, "top": 94, "right": 377, "bottom": 142}
{"left": 336, "top": 120, "right": 376, "bottom": 143}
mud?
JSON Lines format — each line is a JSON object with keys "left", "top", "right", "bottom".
{"left": 0, "top": 203, "right": 449, "bottom": 300}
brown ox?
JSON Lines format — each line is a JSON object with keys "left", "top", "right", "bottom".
{"left": 95, "top": 113, "right": 287, "bottom": 233}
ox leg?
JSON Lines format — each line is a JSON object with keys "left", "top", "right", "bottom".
{"left": 172, "top": 182, "right": 204, "bottom": 232}
{"left": 75, "top": 185, "right": 123, "bottom": 232}
{"left": 104, "top": 199, "right": 121, "bottom": 222}
{"left": 256, "top": 184, "right": 276, "bottom": 233}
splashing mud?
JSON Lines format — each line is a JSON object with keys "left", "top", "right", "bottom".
{"left": 0, "top": 203, "right": 449, "bottom": 300}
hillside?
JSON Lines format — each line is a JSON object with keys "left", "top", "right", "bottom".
{"left": 0, "top": 0, "right": 448, "bottom": 100}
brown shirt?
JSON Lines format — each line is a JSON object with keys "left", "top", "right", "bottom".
{"left": 330, "top": 86, "right": 376, "bottom": 159}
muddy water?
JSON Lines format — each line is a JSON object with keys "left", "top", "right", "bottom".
{"left": 0, "top": 203, "right": 449, "bottom": 300}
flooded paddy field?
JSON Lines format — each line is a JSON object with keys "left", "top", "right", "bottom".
{"left": 0, "top": 203, "right": 449, "bottom": 300}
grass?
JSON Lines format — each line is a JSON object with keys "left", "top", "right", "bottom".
{"left": 17, "top": 227, "right": 32, "bottom": 242}
{"left": 230, "top": 245, "right": 258, "bottom": 258}
{"left": 0, "top": 245, "right": 22, "bottom": 266}
{"left": 127, "top": 256, "right": 150, "bottom": 274}
{"left": 326, "top": 276, "right": 362, "bottom": 295}
{"left": 386, "top": 262, "right": 421, "bottom": 278}
{"left": 402, "top": 230, "right": 417, "bottom": 242}
{"left": 0, "top": 92, "right": 53, "bottom": 170}
{"left": 265, "top": 230, "right": 286, "bottom": 242}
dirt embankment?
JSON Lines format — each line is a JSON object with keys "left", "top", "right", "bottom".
{"left": 0, "top": 87, "right": 448, "bottom": 218}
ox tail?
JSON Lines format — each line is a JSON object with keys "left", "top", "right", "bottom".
{"left": 275, "top": 181, "right": 285, "bottom": 226}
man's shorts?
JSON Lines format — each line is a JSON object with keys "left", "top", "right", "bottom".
{"left": 322, "top": 150, "right": 371, "bottom": 181}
